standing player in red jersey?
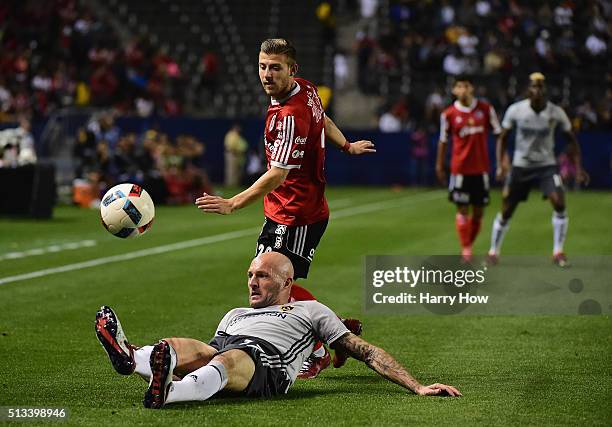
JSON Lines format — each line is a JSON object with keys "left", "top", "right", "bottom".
{"left": 195, "top": 39, "right": 375, "bottom": 378}
{"left": 435, "top": 76, "right": 501, "bottom": 262}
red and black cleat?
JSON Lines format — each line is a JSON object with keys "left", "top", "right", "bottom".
{"left": 144, "top": 340, "right": 176, "bottom": 409}
{"left": 553, "top": 252, "right": 570, "bottom": 268}
{"left": 333, "top": 318, "right": 363, "bottom": 369}
{"left": 297, "top": 347, "right": 331, "bottom": 379}
{"left": 95, "top": 306, "right": 135, "bottom": 375}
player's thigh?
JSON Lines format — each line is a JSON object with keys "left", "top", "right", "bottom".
{"left": 163, "top": 337, "right": 217, "bottom": 376}
{"left": 212, "top": 349, "right": 255, "bottom": 392}
{"left": 541, "top": 168, "right": 565, "bottom": 210}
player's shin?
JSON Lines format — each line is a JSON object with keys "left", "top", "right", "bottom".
{"left": 165, "top": 361, "right": 228, "bottom": 404}
{"left": 489, "top": 213, "right": 510, "bottom": 255}
{"left": 552, "top": 210, "right": 568, "bottom": 255}
{"left": 455, "top": 212, "right": 472, "bottom": 250}
{"left": 469, "top": 216, "right": 482, "bottom": 244}
{"left": 134, "top": 345, "right": 154, "bottom": 380}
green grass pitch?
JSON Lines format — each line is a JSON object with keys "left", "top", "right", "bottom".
{"left": 0, "top": 187, "right": 610, "bottom": 426}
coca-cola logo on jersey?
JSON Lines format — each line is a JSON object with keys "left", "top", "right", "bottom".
{"left": 458, "top": 126, "right": 485, "bottom": 138}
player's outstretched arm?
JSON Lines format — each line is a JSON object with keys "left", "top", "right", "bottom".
{"left": 324, "top": 115, "right": 376, "bottom": 155}
{"left": 331, "top": 333, "right": 462, "bottom": 397}
{"left": 195, "top": 166, "right": 289, "bottom": 214}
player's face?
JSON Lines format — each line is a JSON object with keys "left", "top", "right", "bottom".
{"left": 528, "top": 81, "right": 546, "bottom": 102}
{"left": 259, "top": 52, "right": 295, "bottom": 98}
{"left": 247, "top": 259, "right": 283, "bottom": 308}
{"left": 452, "top": 81, "right": 474, "bottom": 103}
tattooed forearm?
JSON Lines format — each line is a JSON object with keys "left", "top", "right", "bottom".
{"left": 333, "top": 333, "right": 423, "bottom": 393}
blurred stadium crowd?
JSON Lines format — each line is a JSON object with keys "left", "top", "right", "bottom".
{"left": 347, "top": 0, "right": 609, "bottom": 132}
{"left": 0, "top": 0, "right": 609, "bottom": 206}
{"left": 0, "top": 0, "right": 185, "bottom": 121}
{"left": 72, "top": 112, "right": 212, "bottom": 207}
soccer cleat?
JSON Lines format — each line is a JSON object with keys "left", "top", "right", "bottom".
{"left": 297, "top": 347, "right": 331, "bottom": 379}
{"left": 333, "top": 318, "right": 363, "bottom": 368}
{"left": 485, "top": 251, "right": 499, "bottom": 266}
{"left": 144, "top": 340, "right": 177, "bottom": 409}
{"left": 95, "top": 306, "right": 135, "bottom": 375}
{"left": 553, "top": 252, "right": 570, "bottom": 268}
{"left": 461, "top": 247, "right": 473, "bottom": 264}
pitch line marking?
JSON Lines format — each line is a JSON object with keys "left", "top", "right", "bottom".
{"left": 0, "top": 191, "right": 443, "bottom": 286}
{"left": 0, "top": 240, "right": 97, "bottom": 261}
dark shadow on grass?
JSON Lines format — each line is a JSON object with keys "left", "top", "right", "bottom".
{"left": 163, "top": 388, "right": 344, "bottom": 410}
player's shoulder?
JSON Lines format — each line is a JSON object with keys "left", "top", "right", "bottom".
{"left": 476, "top": 99, "right": 493, "bottom": 110}
{"left": 441, "top": 103, "right": 457, "bottom": 117}
{"left": 505, "top": 99, "right": 528, "bottom": 114}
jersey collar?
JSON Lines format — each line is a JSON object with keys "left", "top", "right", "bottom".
{"left": 271, "top": 81, "right": 301, "bottom": 105}
{"left": 453, "top": 99, "right": 477, "bottom": 113}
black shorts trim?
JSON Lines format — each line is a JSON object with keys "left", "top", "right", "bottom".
{"left": 256, "top": 217, "right": 328, "bottom": 279}
{"left": 448, "top": 173, "right": 490, "bottom": 206}
{"left": 209, "top": 334, "right": 291, "bottom": 398}
{"left": 504, "top": 165, "right": 563, "bottom": 203}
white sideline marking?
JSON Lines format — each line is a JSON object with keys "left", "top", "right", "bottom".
{"left": 0, "top": 240, "right": 97, "bottom": 261}
{"left": 0, "top": 191, "right": 443, "bottom": 286}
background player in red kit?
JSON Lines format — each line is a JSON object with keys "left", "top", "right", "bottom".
{"left": 435, "top": 76, "right": 501, "bottom": 262}
{"left": 195, "top": 39, "right": 375, "bottom": 378}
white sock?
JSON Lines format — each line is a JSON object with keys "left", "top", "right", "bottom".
{"left": 134, "top": 346, "right": 154, "bottom": 380}
{"left": 552, "top": 211, "right": 568, "bottom": 254}
{"left": 165, "top": 361, "right": 228, "bottom": 404}
{"left": 312, "top": 345, "right": 326, "bottom": 358}
{"left": 489, "top": 213, "right": 510, "bottom": 255}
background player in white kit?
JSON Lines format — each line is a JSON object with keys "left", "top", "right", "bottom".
{"left": 487, "top": 73, "right": 589, "bottom": 267}
{"left": 95, "top": 252, "right": 461, "bottom": 408}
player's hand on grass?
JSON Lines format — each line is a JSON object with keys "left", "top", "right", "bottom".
{"left": 416, "top": 383, "right": 462, "bottom": 397}
{"left": 195, "top": 193, "right": 235, "bottom": 215}
{"left": 435, "top": 165, "right": 446, "bottom": 185}
{"left": 349, "top": 140, "right": 376, "bottom": 155}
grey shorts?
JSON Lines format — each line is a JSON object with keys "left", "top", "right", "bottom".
{"left": 504, "top": 165, "right": 563, "bottom": 203}
{"left": 209, "top": 333, "right": 291, "bottom": 398}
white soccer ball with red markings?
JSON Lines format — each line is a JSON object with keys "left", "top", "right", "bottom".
{"left": 100, "top": 183, "right": 155, "bottom": 238}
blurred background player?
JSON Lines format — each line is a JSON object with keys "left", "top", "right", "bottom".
{"left": 195, "top": 39, "right": 375, "bottom": 378}
{"left": 487, "top": 73, "right": 589, "bottom": 267}
{"left": 436, "top": 75, "right": 501, "bottom": 262}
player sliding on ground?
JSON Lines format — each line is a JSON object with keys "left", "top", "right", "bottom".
{"left": 487, "top": 73, "right": 589, "bottom": 267}
{"left": 95, "top": 253, "right": 461, "bottom": 408}
{"left": 195, "top": 38, "right": 376, "bottom": 378}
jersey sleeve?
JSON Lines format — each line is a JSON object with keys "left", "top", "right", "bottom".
{"left": 556, "top": 106, "right": 572, "bottom": 132}
{"left": 270, "top": 110, "right": 309, "bottom": 170}
{"left": 307, "top": 301, "right": 350, "bottom": 345}
{"left": 439, "top": 110, "right": 450, "bottom": 143}
{"left": 501, "top": 104, "right": 516, "bottom": 130}
{"left": 488, "top": 104, "right": 502, "bottom": 135}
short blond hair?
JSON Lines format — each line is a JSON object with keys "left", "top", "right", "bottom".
{"left": 260, "top": 38, "right": 297, "bottom": 66}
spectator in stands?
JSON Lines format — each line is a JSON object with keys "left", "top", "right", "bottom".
{"left": 0, "top": 117, "right": 36, "bottom": 167}
{"left": 224, "top": 123, "right": 248, "bottom": 187}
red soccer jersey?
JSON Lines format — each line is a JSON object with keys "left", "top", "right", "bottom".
{"left": 263, "top": 77, "right": 329, "bottom": 226}
{"left": 439, "top": 99, "right": 501, "bottom": 175}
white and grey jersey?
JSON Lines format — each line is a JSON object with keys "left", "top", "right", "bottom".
{"left": 213, "top": 300, "right": 349, "bottom": 383}
{"left": 501, "top": 99, "right": 572, "bottom": 168}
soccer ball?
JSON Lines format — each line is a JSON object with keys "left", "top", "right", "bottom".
{"left": 100, "top": 183, "right": 155, "bottom": 238}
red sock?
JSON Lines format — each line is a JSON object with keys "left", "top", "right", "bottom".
{"left": 455, "top": 213, "right": 472, "bottom": 249}
{"left": 289, "top": 283, "right": 317, "bottom": 302}
{"left": 469, "top": 216, "right": 482, "bottom": 245}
